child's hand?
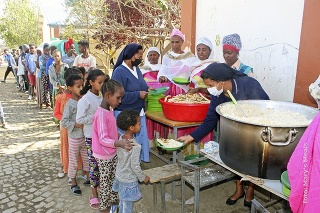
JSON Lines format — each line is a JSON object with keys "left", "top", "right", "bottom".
{"left": 144, "top": 176, "right": 150, "bottom": 184}
{"left": 115, "top": 139, "right": 135, "bottom": 151}
{"left": 75, "top": 123, "right": 83, "bottom": 129}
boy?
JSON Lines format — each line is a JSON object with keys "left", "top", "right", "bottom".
{"left": 73, "top": 40, "right": 96, "bottom": 73}
{"left": 25, "top": 44, "right": 37, "bottom": 100}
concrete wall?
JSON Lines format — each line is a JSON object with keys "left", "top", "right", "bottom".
{"left": 195, "top": 0, "right": 305, "bottom": 102}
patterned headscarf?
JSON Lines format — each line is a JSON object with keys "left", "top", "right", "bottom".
{"left": 222, "top": 34, "right": 242, "bottom": 53}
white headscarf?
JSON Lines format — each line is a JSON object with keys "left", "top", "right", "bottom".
{"left": 141, "top": 47, "right": 161, "bottom": 74}
{"left": 196, "top": 37, "right": 214, "bottom": 59}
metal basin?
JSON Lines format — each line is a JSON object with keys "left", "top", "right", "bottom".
{"left": 216, "top": 100, "right": 318, "bottom": 179}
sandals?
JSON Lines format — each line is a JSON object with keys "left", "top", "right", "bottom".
{"left": 89, "top": 197, "right": 100, "bottom": 210}
{"left": 83, "top": 180, "right": 91, "bottom": 186}
{"left": 70, "top": 185, "right": 82, "bottom": 196}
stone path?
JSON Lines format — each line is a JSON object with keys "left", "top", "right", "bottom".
{"left": 0, "top": 67, "right": 95, "bottom": 213}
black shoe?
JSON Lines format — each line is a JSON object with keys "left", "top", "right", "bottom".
{"left": 244, "top": 199, "right": 252, "bottom": 208}
{"left": 1, "top": 80, "right": 6, "bottom": 83}
{"left": 226, "top": 192, "right": 245, "bottom": 205}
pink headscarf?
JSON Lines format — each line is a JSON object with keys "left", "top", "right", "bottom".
{"left": 170, "top": 28, "right": 185, "bottom": 41}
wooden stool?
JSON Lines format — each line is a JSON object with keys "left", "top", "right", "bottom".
{"left": 144, "top": 163, "right": 181, "bottom": 213}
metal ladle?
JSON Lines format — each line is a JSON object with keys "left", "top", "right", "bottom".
{"left": 227, "top": 90, "right": 247, "bottom": 117}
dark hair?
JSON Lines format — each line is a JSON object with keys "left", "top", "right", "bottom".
{"left": 78, "top": 40, "right": 89, "bottom": 48}
{"left": 43, "top": 43, "right": 50, "bottom": 49}
{"left": 29, "top": 44, "right": 35, "bottom": 47}
{"left": 116, "top": 109, "right": 140, "bottom": 131}
{"left": 64, "top": 68, "right": 82, "bottom": 80}
{"left": 200, "top": 71, "right": 217, "bottom": 81}
{"left": 3, "top": 49, "right": 8, "bottom": 52}
{"left": 73, "top": 66, "right": 86, "bottom": 78}
{"left": 80, "top": 69, "right": 105, "bottom": 95}
{"left": 19, "top": 46, "right": 22, "bottom": 50}
{"left": 101, "top": 74, "right": 123, "bottom": 96}
{"left": 66, "top": 74, "right": 83, "bottom": 87}
{"left": 49, "top": 46, "right": 57, "bottom": 55}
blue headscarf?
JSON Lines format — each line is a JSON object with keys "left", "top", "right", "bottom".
{"left": 204, "top": 62, "right": 246, "bottom": 81}
{"left": 113, "top": 43, "right": 143, "bottom": 71}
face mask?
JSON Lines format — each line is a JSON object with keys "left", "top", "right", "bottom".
{"left": 207, "top": 83, "right": 223, "bottom": 96}
{"left": 131, "top": 58, "right": 142, "bottom": 67}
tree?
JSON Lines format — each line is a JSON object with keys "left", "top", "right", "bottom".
{"left": 65, "top": 0, "right": 181, "bottom": 70}
{"left": 0, "top": 0, "right": 41, "bottom": 48}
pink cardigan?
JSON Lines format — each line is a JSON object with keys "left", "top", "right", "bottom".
{"left": 287, "top": 112, "right": 320, "bottom": 212}
{"left": 92, "top": 107, "right": 118, "bottom": 160}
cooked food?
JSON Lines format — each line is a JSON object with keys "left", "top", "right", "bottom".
{"left": 219, "top": 104, "right": 312, "bottom": 126}
{"left": 157, "top": 138, "right": 184, "bottom": 148}
{"left": 165, "top": 93, "right": 210, "bottom": 104}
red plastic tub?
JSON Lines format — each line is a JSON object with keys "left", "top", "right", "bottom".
{"left": 159, "top": 98, "right": 209, "bottom": 122}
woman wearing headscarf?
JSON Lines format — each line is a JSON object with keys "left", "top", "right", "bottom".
{"left": 39, "top": 44, "right": 52, "bottom": 109}
{"left": 140, "top": 47, "right": 162, "bottom": 84}
{"left": 157, "top": 28, "right": 198, "bottom": 96}
{"left": 222, "top": 33, "right": 255, "bottom": 78}
{"left": 178, "top": 63, "right": 269, "bottom": 208}
{"left": 112, "top": 43, "right": 150, "bottom": 162}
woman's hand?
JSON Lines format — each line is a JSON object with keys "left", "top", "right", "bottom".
{"left": 188, "top": 88, "right": 199, "bottom": 94}
{"left": 159, "top": 76, "right": 168, "bottom": 83}
{"left": 177, "top": 135, "right": 194, "bottom": 145}
{"left": 140, "top": 91, "right": 148, "bottom": 99}
{"left": 115, "top": 139, "right": 135, "bottom": 151}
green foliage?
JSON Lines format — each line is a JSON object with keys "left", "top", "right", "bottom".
{"left": 0, "top": 0, "right": 41, "bottom": 48}
{"left": 60, "top": 24, "right": 85, "bottom": 42}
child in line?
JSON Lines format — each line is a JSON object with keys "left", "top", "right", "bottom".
{"left": 61, "top": 74, "right": 89, "bottom": 196}
{"left": 92, "top": 76, "right": 135, "bottom": 213}
{"left": 0, "top": 102, "right": 7, "bottom": 128}
{"left": 54, "top": 68, "right": 84, "bottom": 179}
{"left": 25, "top": 44, "right": 37, "bottom": 100}
{"left": 113, "top": 110, "right": 150, "bottom": 213}
{"left": 76, "top": 69, "right": 105, "bottom": 209}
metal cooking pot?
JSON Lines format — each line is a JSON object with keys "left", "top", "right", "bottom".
{"left": 216, "top": 100, "right": 318, "bottom": 180}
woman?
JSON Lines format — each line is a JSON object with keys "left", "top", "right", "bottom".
{"left": 178, "top": 63, "right": 269, "bottom": 208}
{"left": 111, "top": 43, "right": 150, "bottom": 162}
{"left": 140, "top": 47, "right": 161, "bottom": 84}
{"left": 35, "top": 48, "right": 43, "bottom": 109}
{"left": 39, "top": 44, "right": 52, "bottom": 109}
{"left": 62, "top": 39, "right": 77, "bottom": 68}
{"left": 222, "top": 33, "right": 255, "bottom": 78}
{"left": 48, "top": 49, "right": 69, "bottom": 108}
{"left": 157, "top": 28, "right": 197, "bottom": 96}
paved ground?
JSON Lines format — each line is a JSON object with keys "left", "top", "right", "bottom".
{"left": 0, "top": 66, "right": 96, "bottom": 213}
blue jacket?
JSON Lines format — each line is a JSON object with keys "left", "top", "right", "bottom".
{"left": 112, "top": 64, "right": 148, "bottom": 112}
{"left": 190, "top": 76, "right": 270, "bottom": 142}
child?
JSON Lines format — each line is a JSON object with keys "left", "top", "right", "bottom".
{"left": 54, "top": 68, "right": 83, "bottom": 179}
{"left": 39, "top": 44, "right": 52, "bottom": 109}
{"left": 73, "top": 40, "right": 96, "bottom": 73}
{"left": 61, "top": 74, "right": 89, "bottom": 196}
{"left": 25, "top": 44, "right": 37, "bottom": 100}
{"left": 113, "top": 109, "right": 150, "bottom": 213}
{"left": 0, "top": 102, "right": 7, "bottom": 129}
{"left": 48, "top": 49, "right": 69, "bottom": 108}
{"left": 92, "top": 76, "right": 135, "bottom": 213}
{"left": 76, "top": 69, "right": 105, "bottom": 209}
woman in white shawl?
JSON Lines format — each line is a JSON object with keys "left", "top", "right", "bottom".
{"left": 140, "top": 47, "right": 161, "bottom": 82}
{"left": 157, "top": 28, "right": 197, "bottom": 95}
{"left": 190, "top": 37, "right": 216, "bottom": 88}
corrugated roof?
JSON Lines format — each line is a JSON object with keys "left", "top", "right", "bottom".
{"left": 39, "top": 2, "right": 69, "bottom": 27}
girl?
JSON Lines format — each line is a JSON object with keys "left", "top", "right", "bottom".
{"left": 114, "top": 109, "right": 150, "bottom": 213}
{"left": 61, "top": 74, "right": 89, "bottom": 196}
{"left": 48, "top": 49, "right": 69, "bottom": 108}
{"left": 39, "top": 44, "right": 52, "bottom": 109}
{"left": 92, "top": 76, "right": 135, "bottom": 213}
{"left": 35, "top": 48, "right": 42, "bottom": 109}
{"left": 54, "top": 68, "right": 83, "bottom": 179}
{"left": 76, "top": 69, "right": 105, "bottom": 209}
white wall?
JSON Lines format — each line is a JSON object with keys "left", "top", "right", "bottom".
{"left": 196, "top": 0, "right": 305, "bottom": 101}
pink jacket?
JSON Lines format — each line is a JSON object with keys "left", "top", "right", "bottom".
{"left": 92, "top": 107, "right": 118, "bottom": 160}
{"left": 287, "top": 112, "right": 320, "bottom": 213}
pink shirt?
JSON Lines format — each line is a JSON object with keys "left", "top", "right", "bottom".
{"left": 92, "top": 107, "right": 118, "bottom": 160}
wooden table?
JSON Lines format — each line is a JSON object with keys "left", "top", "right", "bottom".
{"left": 146, "top": 111, "right": 203, "bottom": 163}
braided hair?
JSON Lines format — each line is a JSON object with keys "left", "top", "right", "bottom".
{"left": 101, "top": 74, "right": 123, "bottom": 96}
{"left": 80, "top": 69, "right": 105, "bottom": 95}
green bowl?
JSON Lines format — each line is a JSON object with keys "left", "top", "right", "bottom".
{"left": 281, "top": 171, "right": 291, "bottom": 197}
{"left": 184, "top": 154, "right": 209, "bottom": 166}
{"left": 172, "top": 77, "right": 190, "bottom": 85}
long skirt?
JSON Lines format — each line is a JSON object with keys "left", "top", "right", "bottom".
{"left": 35, "top": 70, "right": 42, "bottom": 108}
{"left": 41, "top": 73, "right": 51, "bottom": 104}
{"left": 114, "top": 110, "right": 150, "bottom": 162}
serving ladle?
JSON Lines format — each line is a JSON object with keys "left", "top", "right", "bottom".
{"left": 227, "top": 90, "right": 247, "bottom": 117}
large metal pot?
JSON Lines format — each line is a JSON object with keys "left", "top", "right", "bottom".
{"left": 216, "top": 100, "right": 318, "bottom": 180}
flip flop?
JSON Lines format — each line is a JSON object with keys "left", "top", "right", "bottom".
{"left": 70, "top": 185, "right": 82, "bottom": 196}
{"left": 89, "top": 197, "right": 100, "bottom": 210}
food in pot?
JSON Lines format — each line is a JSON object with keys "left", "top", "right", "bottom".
{"left": 157, "top": 138, "right": 184, "bottom": 148}
{"left": 219, "top": 104, "right": 312, "bottom": 126}
{"left": 164, "top": 93, "right": 210, "bottom": 104}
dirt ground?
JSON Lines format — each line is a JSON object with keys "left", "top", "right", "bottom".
{"left": 0, "top": 63, "right": 291, "bottom": 213}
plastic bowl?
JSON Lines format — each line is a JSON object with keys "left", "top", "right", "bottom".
{"left": 281, "top": 171, "right": 291, "bottom": 197}
{"left": 159, "top": 98, "right": 209, "bottom": 122}
{"left": 184, "top": 154, "right": 209, "bottom": 166}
